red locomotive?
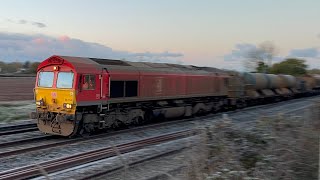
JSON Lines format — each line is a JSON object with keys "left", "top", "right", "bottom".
{"left": 32, "top": 55, "right": 229, "bottom": 136}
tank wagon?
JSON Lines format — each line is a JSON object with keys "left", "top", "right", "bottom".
{"left": 296, "top": 75, "right": 320, "bottom": 92}
{"left": 223, "top": 72, "right": 298, "bottom": 108}
{"left": 31, "top": 55, "right": 319, "bottom": 137}
{"left": 237, "top": 73, "right": 297, "bottom": 102}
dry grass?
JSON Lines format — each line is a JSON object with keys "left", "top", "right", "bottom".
{"left": 184, "top": 101, "right": 320, "bottom": 180}
{"left": 0, "top": 101, "right": 34, "bottom": 122}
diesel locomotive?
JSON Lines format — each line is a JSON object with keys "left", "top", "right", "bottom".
{"left": 31, "top": 55, "right": 320, "bottom": 136}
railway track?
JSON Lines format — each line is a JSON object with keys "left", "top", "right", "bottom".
{"left": 0, "top": 96, "right": 318, "bottom": 158}
{"left": 77, "top": 101, "right": 318, "bottom": 180}
{"left": 0, "top": 74, "right": 36, "bottom": 77}
{"left": 78, "top": 142, "right": 189, "bottom": 180}
{"left": 0, "top": 130, "right": 196, "bottom": 180}
{"left": 0, "top": 113, "right": 200, "bottom": 158}
{"left": 0, "top": 136, "right": 54, "bottom": 153}
{"left": 0, "top": 96, "right": 318, "bottom": 179}
{"left": 0, "top": 123, "right": 37, "bottom": 136}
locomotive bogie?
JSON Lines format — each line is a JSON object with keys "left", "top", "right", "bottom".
{"left": 36, "top": 110, "right": 77, "bottom": 136}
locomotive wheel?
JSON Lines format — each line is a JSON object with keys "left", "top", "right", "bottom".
{"left": 78, "top": 122, "right": 90, "bottom": 137}
{"left": 112, "top": 120, "right": 127, "bottom": 130}
{"left": 132, "top": 116, "right": 144, "bottom": 125}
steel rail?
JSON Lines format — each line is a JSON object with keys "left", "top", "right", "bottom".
{"left": 0, "top": 136, "right": 53, "bottom": 149}
{"left": 0, "top": 123, "right": 37, "bottom": 136}
{"left": 0, "top": 130, "right": 196, "bottom": 180}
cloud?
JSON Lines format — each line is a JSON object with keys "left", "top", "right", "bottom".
{"left": 0, "top": 32, "right": 183, "bottom": 63}
{"left": 133, "top": 51, "right": 183, "bottom": 58}
{"left": 288, "top": 48, "right": 319, "bottom": 58}
{"left": 220, "top": 41, "right": 320, "bottom": 71}
{"left": 223, "top": 43, "right": 258, "bottom": 61}
{"left": 6, "top": 19, "right": 47, "bottom": 28}
{"left": 31, "top": 22, "right": 46, "bottom": 28}
{"left": 18, "top": 19, "right": 27, "bottom": 24}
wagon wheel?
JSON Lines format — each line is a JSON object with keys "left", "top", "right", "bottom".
{"left": 144, "top": 110, "right": 154, "bottom": 123}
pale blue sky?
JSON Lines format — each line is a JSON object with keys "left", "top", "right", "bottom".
{"left": 0, "top": 0, "right": 319, "bottom": 70}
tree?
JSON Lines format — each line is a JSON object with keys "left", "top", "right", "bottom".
{"left": 0, "top": 61, "right": 5, "bottom": 67}
{"left": 245, "top": 41, "right": 277, "bottom": 73}
{"left": 5, "top": 62, "right": 23, "bottom": 73}
{"left": 23, "top": 61, "right": 30, "bottom": 69}
{"left": 256, "top": 61, "right": 270, "bottom": 73}
{"left": 0, "top": 61, "right": 5, "bottom": 73}
{"left": 308, "top": 69, "right": 320, "bottom": 74}
{"left": 269, "top": 58, "right": 307, "bottom": 76}
{"left": 29, "top": 62, "right": 40, "bottom": 74}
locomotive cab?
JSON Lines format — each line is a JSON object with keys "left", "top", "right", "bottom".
{"left": 32, "top": 55, "right": 107, "bottom": 136}
{"left": 34, "top": 62, "right": 78, "bottom": 136}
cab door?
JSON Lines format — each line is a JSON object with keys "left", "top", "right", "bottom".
{"left": 100, "top": 68, "right": 109, "bottom": 100}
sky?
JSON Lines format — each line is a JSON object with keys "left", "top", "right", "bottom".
{"left": 0, "top": 0, "right": 319, "bottom": 71}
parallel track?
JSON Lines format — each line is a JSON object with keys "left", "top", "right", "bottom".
{"left": 0, "top": 136, "right": 53, "bottom": 149}
{"left": 79, "top": 145, "right": 186, "bottom": 180}
{"left": 0, "top": 116, "right": 196, "bottom": 158}
{"left": 0, "top": 130, "right": 195, "bottom": 180}
{"left": 0, "top": 123, "right": 37, "bottom": 136}
{"left": 0, "top": 74, "right": 35, "bottom": 77}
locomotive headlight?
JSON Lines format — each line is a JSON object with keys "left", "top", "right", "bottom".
{"left": 36, "top": 99, "right": 44, "bottom": 106}
{"left": 63, "top": 103, "right": 72, "bottom": 109}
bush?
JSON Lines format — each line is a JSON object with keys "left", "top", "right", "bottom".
{"left": 185, "top": 101, "right": 320, "bottom": 179}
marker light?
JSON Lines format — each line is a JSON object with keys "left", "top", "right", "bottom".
{"left": 53, "top": 66, "right": 59, "bottom": 71}
{"left": 63, "top": 103, "right": 72, "bottom": 109}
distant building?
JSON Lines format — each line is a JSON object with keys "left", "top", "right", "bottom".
{"left": 16, "top": 68, "right": 27, "bottom": 73}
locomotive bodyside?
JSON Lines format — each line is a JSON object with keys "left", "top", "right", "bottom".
{"left": 33, "top": 55, "right": 230, "bottom": 136}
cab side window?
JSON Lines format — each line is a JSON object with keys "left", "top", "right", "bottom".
{"left": 82, "top": 75, "right": 95, "bottom": 90}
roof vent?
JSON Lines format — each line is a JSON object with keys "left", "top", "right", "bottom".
{"left": 90, "top": 58, "right": 130, "bottom": 66}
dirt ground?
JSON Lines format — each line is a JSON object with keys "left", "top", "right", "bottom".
{"left": 0, "top": 77, "right": 35, "bottom": 101}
